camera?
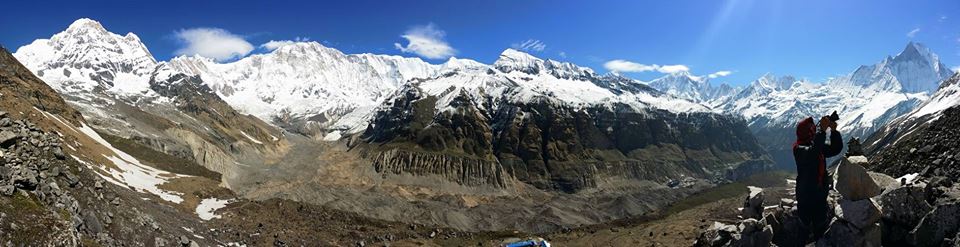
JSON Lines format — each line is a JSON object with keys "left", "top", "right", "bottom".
{"left": 825, "top": 110, "right": 839, "bottom": 122}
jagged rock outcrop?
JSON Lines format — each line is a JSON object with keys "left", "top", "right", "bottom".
{"left": 359, "top": 77, "right": 771, "bottom": 193}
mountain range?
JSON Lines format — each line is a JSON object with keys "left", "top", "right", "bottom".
{"left": 8, "top": 18, "right": 774, "bottom": 231}
{"left": 647, "top": 42, "right": 955, "bottom": 168}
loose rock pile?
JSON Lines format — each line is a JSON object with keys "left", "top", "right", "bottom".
{"left": 0, "top": 111, "right": 88, "bottom": 243}
{"left": 694, "top": 153, "right": 960, "bottom": 247}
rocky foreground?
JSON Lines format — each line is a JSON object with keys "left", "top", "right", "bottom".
{"left": 693, "top": 145, "right": 960, "bottom": 247}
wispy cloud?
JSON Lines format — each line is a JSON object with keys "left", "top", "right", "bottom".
{"left": 394, "top": 23, "right": 456, "bottom": 59}
{"left": 907, "top": 28, "right": 921, "bottom": 38}
{"left": 260, "top": 37, "right": 310, "bottom": 51}
{"left": 558, "top": 51, "right": 567, "bottom": 58}
{"left": 512, "top": 39, "right": 546, "bottom": 52}
{"left": 940, "top": 15, "right": 948, "bottom": 22}
{"left": 953, "top": 65, "right": 960, "bottom": 73}
{"left": 174, "top": 28, "right": 254, "bottom": 62}
{"left": 604, "top": 59, "right": 689, "bottom": 74}
{"left": 707, "top": 70, "right": 733, "bottom": 78}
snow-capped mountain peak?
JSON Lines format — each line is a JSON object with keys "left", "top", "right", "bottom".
{"left": 829, "top": 42, "right": 953, "bottom": 93}
{"left": 14, "top": 17, "right": 158, "bottom": 96}
{"left": 647, "top": 70, "right": 738, "bottom": 104}
{"left": 493, "top": 48, "right": 594, "bottom": 80}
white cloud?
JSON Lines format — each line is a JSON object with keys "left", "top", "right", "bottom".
{"left": 260, "top": 37, "right": 310, "bottom": 51}
{"left": 603, "top": 59, "right": 690, "bottom": 74}
{"left": 174, "top": 28, "right": 254, "bottom": 62}
{"left": 907, "top": 28, "right": 920, "bottom": 38}
{"left": 393, "top": 23, "right": 456, "bottom": 59}
{"left": 707, "top": 70, "right": 733, "bottom": 78}
{"left": 953, "top": 65, "right": 960, "bottom": 73}
{"left": 512, "top": 39, "right": 546, "bottom": 52}
{"left": 940, "top": 15, "right": 948, "bottom": 22}
{"left": 658, "top": 64, "right": 691, "bottom": 74}
{"left": 558, "top": 51, "right": 567, "bottom": 58}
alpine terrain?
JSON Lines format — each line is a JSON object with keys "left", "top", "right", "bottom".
{"left": 649, "top": 42, "right": 955, "bottom": 169}
{"left": 0, "top": 18, "right": 780, "bottom": 245}
{"left": 3, "top": 11, "right": 960, "bottom": 246}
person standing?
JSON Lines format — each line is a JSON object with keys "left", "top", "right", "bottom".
{"left": 793, "top": 115, "right": 843, "bottom": 242}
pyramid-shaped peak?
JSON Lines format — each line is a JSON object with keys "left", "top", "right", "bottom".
{"left": 894, "top": 41, "right": 937, "bottom": 63}
{"left": 66, "top": 18, "right": 107, "bottom": 32}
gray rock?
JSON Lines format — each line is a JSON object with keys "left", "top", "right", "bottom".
{"left": 868, "top": 171, "right": 898, "bottom": 193}
{"left": 742, "top": 186, "right": 765, "bottom": 220}
{"left": 0, "top": 131, "right": 18, "bottom": 148}
{"left": 48, "top": 166, "right": 60, "bottom": 177}
{"left": 65, "top": 172, "right": 79, "bottom": 187}
{"left": 834, "top": 198, "right": 881, "bottom": 229}
{"left": 736, "top": 219, "right": 773, "bottom": 247}
{"left": 911, "top": 202, "right": 960, "bottom": 247}
{"left": 881, "top": 186, "right": 933, "bottom": 226}
{"left": 817, "top": 219, "right": 863, "bottom": 247}
{"left": 771, "top": 207, "right": 806, "bottom": 247}
{"left": 83, "top": 212, "right": 103, "bottom": 234}
{"left": 779, "top": 198, "right": 796, "bottom": 208}
{"left": 179, "top": 235, "right": 190, "bottom": 245}
{"left": 13, "top": 169, "right": 38, "bottom": 189}
{"left": 51, "top": 146, "right": 65, "bottom": 160}
{"left": 835, "top": 156, "right": 881, "bottom": 201}
{"left": 154, "top": 237, "right": 167, "bottom": 247}
{"left": 694, "top": 222, "right": 738, "bottom": 247}
{"left": 0, "top": 185, "right": 13, "bottom": 196}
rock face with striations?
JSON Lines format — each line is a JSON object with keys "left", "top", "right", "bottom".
{"left": 358, "top": 63, "right": 772, "bottom": 192}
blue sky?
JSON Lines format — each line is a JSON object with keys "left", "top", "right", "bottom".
{"left": 1, "top": 0, "right": 958, "bottom": 86}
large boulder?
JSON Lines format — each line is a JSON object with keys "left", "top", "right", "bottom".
{"left": 834, "top": 156, "right": 881, "bottom": 201}
{"left": 693, "top": 222, "right": 739, "bottom": 247}
{"left": 880, "top": 185, "right": 933, "bottom": 245}
{"left": 834, "top": 198, "right": 881, "bottom": 229}
{"left": 911, "top": 202, "right": 960, "bottom": 247}
{"left": 0, "top": 130, "right": 19, "bottom": 148}
{"left": 770, "top": 207, "right": 806, "bottom": 247}
{"left": 817, "top": 219, "right": 880, "bottom": 247}
{"left": 741, "top": 186, "right": 765, "bottom": 220}
{"left": 868, "top": 171, "right": 899, "bottom": 193}
{"left": 737, "top": 218, "right": 773, "bottom": 247}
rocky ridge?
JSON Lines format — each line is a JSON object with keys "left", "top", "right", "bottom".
{"left": 694, "top": 149, "right": 960, "bottom": 246}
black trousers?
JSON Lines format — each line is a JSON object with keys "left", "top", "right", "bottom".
{"left": 796, "top": 184, "right": 829, "bottom": 241}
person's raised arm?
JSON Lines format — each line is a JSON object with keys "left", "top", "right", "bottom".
{"left": 824, "top": 129, "right": 843, "bottom": 158}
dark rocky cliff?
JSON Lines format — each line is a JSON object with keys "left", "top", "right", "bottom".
{"left": 359, "top": 82, "right": 772, "bottom": 193}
